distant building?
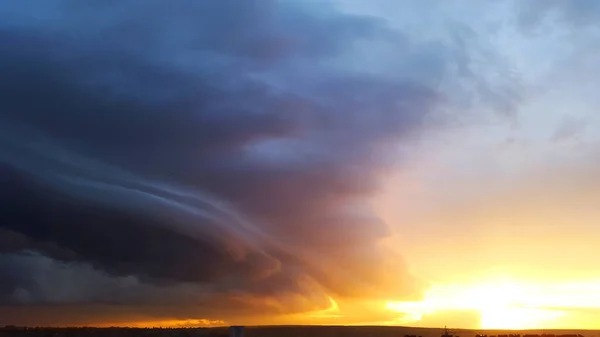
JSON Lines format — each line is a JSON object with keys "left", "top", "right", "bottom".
{"left": 229, "top": 326, "right": 244, "bottom": 337}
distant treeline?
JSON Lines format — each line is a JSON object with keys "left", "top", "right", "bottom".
{"left": 0, "top": 327, "right": 228, "bottom": 337}
{"left": 475, "top": 334, "right": 584, "bottom": 337}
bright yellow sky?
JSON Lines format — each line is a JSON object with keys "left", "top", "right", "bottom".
{"left": 359, "top": 124, "right": 600, "bottom": 330}
{"left": 386, "top": 279, "right": 600, "bottom": 329}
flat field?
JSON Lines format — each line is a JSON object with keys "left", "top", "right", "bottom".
{"left": 1, "top": 326, "right": 598, "bottom": 337}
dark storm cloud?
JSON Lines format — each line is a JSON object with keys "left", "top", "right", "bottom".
{"left": 0, "top": 0, "right": 452, "bottom": 323}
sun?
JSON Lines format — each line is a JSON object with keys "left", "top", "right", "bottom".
{"left": 386, "top": 280, "right": 564, "bottom": 329}
{"left": 478, "top": 305, "right": 562, "bottom": 330}
{"left": 460, "top": 281, "right": 563, "bottom": 329}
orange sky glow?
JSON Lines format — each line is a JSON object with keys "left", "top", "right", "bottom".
{"left": 93, "top": 137, "right": 600, "bottom": 330}
{"left": 3, "top": 0, "right": 600, "bottom": 331}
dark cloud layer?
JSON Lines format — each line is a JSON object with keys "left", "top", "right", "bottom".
{"left": 0, "top": 0, "right": 456, "bottom": 325}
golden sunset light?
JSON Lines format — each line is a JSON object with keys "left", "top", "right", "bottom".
{"left": 2, "top": 0, "right": 600, "bottom": 334}
{"left": 386, "top": 279, "right": 600, "bottom": 329}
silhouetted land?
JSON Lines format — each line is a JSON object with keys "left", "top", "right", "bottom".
{"left": 1, "top": 326, "right": 599, "bottom": 337}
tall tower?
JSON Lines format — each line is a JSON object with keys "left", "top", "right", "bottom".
{"left": 441, "top": 326, "right": 453, "bottom": 337}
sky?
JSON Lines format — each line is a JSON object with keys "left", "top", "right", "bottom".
{"left": 1, "top": 0, "right": 600, "bottom": 330}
